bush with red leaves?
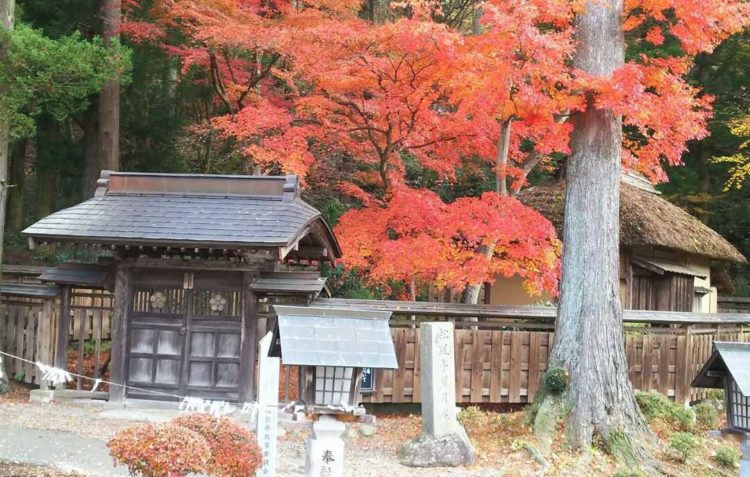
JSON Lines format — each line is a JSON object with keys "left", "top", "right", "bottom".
{"left": 107, "top": 423, "right": 211, "bottom": 477}
{"left": 170, "top": 413, "right": 263, "bottom": 477}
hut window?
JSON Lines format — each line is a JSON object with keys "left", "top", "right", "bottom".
{"left": 729, "top": 380, "right": 750, "bottom": 432}
{"left": 314, "top": 366, "right": 353, "bottom": 405}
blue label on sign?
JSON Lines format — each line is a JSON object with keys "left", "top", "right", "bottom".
{"left": 361, "top": 367, "right": 374, "bottom": 393}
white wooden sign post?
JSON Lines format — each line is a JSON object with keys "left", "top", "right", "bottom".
{"left": 257, "top": 332, "right": 280, "bottom": 477}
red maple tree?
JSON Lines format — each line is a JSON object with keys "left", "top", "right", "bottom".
{"left": 121, "top": 0, "right": 750, "bottom": 302}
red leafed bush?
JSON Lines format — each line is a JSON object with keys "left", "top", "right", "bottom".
{"left": 107, "top": 423, "right": 211, "bottom": 477}
{"left": 171, "top": 413, "right": 263, "bottom": 477}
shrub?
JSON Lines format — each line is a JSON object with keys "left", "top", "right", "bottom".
{"left": 108, "top": 423, "right": 211, "bottom": 477}
{"left": 636, "top": 391, "right": 672, "bottom": 420}
{"left": 693, "top": 402, "right": 719, "bottom": 430}
{"left": 544, "top": 368, "right": 568, "bottom": 395}
{"left": 457, "top": 406, "right": 483, "bottom": 426}
{"left": 669, "top": 432, "right": 700, "bottom": 463}
{"left": 171, "top": 413, "right": 263, "bottom": 477}
{"left": 706, "top": 388, "right": 725, "bottom": 402}
{"left": 716, "top": 446, "right": 741, "bottom": 469}
{"left": 668, "top": 405, "right": 696, "bottom": 431}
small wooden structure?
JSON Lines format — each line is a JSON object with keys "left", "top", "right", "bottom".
{"left": 22, "top": 171, "right": 341, "bottom": 402}
{"left": 489, "top": 175, "right": 746, "bottom": 312}
{"left": 270, "top": 305, "right": 397, "bottom": 413}
{"left": 692, "top": 341, "right": 750, "bottom": 433}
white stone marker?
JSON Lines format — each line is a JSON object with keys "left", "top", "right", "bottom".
{"left": 422, "top": 322, "right": 460, "bottom": 438}
{"left": 257, "top": 332, "right": 280, "bottom": 477}
{"left": 306, "top": 415, "right": 346, "bottom": 477}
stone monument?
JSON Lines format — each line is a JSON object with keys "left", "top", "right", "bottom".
{"left": 257, "top": 332, "right": 280, "bottom": 477}
{"left": 400, "top": 322, "right": 475, "bottom": 467}
{"left": 306, "top": 415, "right": 346, "bottom": 477}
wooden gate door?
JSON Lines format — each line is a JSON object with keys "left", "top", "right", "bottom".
{"left": 182, "top": 271, "right": 243, "bottom": 401}
{"left": 126, "top": 270, "right": 244, "bottom": 401}
{"left": 127, "top": 271, "right": 188, "bottom": 400}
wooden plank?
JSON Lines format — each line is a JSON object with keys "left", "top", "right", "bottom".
{"left": 509, "top": 332, "right": 523, "bottom": 403}
{"left": 392, "top": 329, "right": 407, "bottom": 402}
{"left": 675, "top": 332, "right": 687, "bottom": 404}
{"left": 489, "top": 330, "right": 503, "bottom": 402}
{"left": 659, "top": 334, "right": 670, "bottom": 396}
{"left": 94, "top": 310, "right": 103, "bottom": 378}
{"left": 76, "top": 309, "right": 85, "bottom": 390}
{"left": 470, "top": 330, "right": 483, "bottom": 402}
{"left": 642, "top": 335, "right": 654, "bottom": 393}
{"left": 413, "top": 329, "right": 421, "bottom": 402}
{"left": 527, "top": 332, "right": 541, "bottom": 401}
{"left": 55, "top": 286, "right": 71, "bottom": 369}
{"left": 313, "top": 298, "right": 750, "bottom": 325}
{"left": 454, "top": 331, "right": 465, "bottom": 403}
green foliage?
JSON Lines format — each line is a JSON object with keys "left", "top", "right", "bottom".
{"left": 69, "top": 339, "right": 112, "bottom": 355}
{"left": 457, "top": 405, "right": 484, "bottom": 426}
{"left": 543, "top": 368, "right": 568, "bottom": 395}
{"left": 669, "top": 405, "right": 696, "bottom": 432}
{"left": 692, "top": 401, "right": 720, "bottom": 430}
{"left": 706, "top": 389, "right": 725, "bottom": 402}
{"left": 669, "top": 432, "right": 701, "bottom": 463}
{"left": 0, "top": 24, "right": 131, "bottom": 138}
{"left": 635, "top": 391, "right": 672, "bottom": 419}
{"left": 320, "top": 264, "right": 378, "bottom": 299}
{"left": 715, "top": 446, "right": 741, "bottom": 469}
{"left": 636, "top": 391, "right": 695, "bottom": 430}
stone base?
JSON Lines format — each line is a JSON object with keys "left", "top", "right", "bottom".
{"left": 400, "top": 428, "right": 476, "bottom": 467}
{"left": 29, "top": 389, "right": 54, "bottom": 404}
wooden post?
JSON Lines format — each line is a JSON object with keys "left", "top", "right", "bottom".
{"left": 108, "top": 265, "right": 129, "bottom": 402}
{"left": 54, "top": 285, "right": 71, "bottom": 370}
{"left": 238, "top": 272, "right": 259, "bottom": 402}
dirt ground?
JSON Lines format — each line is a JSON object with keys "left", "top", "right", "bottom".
{"left": 0, "top": 383, "right": 744, "bottom": 477}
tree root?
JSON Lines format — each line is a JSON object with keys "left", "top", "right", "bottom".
{"left": 522, "top": 442, "right": 549, "bottom": 477}
{"left": 529, "top": 392, "right": 661, "bottom": 476}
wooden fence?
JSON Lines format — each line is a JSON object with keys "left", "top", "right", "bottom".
{"left": 0, "top": 296, "right": 58, "bottom": 385}
{"left": 313, "top": 299, "right": 750, "bottom": 405}
{"left": 3, "top": 288, "right": 750, "bottom": 403}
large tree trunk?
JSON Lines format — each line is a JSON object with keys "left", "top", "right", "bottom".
{"left": 98, "top": 0, "right": 121, "bottom": 173}
{"left": 0, "top": 0, "right": 13, "bottom": 394}
{"left": 533, "top": 0, "right": 653, "bottom": 469}
{"left": 82, "top": 101, "right": 100, "bottom": 198}
{"left": 7, "top": 139, "right": 25, "bottom": 232}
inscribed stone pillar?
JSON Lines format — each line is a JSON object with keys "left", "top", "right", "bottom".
{"left": 421, "top": 322, "right": 459, "bottom": 438}
{"left": 257, "top": 332, "right": 279, "bottom": 477}
{"left": 400, "top": 322, "right": 475, "bottom": 467}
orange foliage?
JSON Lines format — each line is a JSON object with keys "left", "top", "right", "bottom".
{"left": 121, "top": 0, "right": 750, "bottom": 297}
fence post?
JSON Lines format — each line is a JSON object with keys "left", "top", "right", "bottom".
{"left": 54, "top": 285, "right": 71, "bottom": 371}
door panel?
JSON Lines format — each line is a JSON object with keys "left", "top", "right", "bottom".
{"left": 126, "top": 271, "right": 187, "bottom": 399}
{"left": 126, "top": 269, "right": 244, "bottom": 401}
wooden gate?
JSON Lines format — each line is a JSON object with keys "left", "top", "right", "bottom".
{"left": 126, "top": 270, "right": 243, "bottom": 400}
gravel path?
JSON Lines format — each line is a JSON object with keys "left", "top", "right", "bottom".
{"left": 0, "top": 400, "right": 508, "bottom": 477}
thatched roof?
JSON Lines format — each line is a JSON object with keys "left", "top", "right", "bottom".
{"left": 519, "top": 182, "right": 746, "bottom": 263}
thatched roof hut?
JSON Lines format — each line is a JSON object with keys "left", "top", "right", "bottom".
{"left": 519, "top": 181, "right": 746, "bottom": 264}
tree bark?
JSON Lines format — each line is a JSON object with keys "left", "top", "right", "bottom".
{"left": 7, "top": 139, "right": 25, "bottom": 232}
{"left": 0, "top": 0, "right": 13, "bottom": 394}
{"left": 98, "top": 0, "right": 121, "bottom": 173}
{"left": 533, "top": 0, "right": 653, "bottom": 466}
{"left": 82, "top": 100, "right": 100, "bottom": 198}
{"left": 462, "top": 118, "right": 513, "bottom": 304}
